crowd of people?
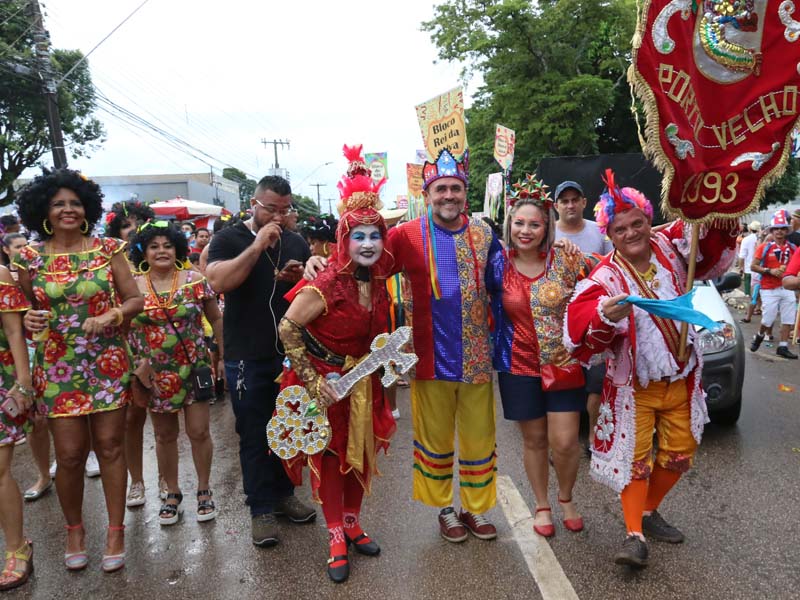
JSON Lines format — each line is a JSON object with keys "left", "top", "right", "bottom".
{"left": 0, "top": 150, "right": 798, "bottom": 590}
{"left": 736, "top": 209, "right": 800, "bottom": 358}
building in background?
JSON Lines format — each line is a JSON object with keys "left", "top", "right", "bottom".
{"left": 87, "top": 172, "right": 240, "bottom": 213}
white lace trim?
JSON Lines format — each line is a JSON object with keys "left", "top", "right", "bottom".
{"left": 590, "top": 385, "right": 637, "bottom": 493}
{"left": 618, "top": 255, "right": 698, "bottom": 387}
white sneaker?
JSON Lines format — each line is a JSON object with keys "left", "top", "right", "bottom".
{"left": 49, "top": 460, "right": 57, "bottom": 478}
{"left": 85, "top": 451, "right": 101, "bottom": 477}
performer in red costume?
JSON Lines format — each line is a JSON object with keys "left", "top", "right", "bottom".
{"left": 277, "top": 145, "right": 396, "bottom": 583}
{"left": 564, "top": 171, "right": 736, "bottom": 568}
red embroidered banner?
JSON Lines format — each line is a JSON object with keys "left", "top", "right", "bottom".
{"left": 630, "top": 0, "right": 800, "bottom": 221}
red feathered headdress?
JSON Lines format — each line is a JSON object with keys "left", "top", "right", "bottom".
{"left": 334, "top": 144, "right": 394, "bottom": 278}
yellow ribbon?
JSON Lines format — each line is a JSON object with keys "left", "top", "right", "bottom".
{"left": 344, "top": 353, "right": 375, "bottom": 475}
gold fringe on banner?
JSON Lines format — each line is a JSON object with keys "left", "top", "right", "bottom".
{"left": 628, "top": 0, "right": 800, "bottom": 224}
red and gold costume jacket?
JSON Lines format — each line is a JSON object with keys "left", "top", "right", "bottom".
{"left": 564, "top": 221, "right": 736, "bottom": 491}
{"left": 280, "top": 267, "right": 396, "bottom": 500}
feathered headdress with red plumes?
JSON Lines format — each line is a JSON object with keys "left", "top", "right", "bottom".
{"left": 332, "top": 144, "right": 394, "bottom": 277}
{"left": 336, "top": 144, "right": 385, "bottom": 215}
{"left": 594, "top": 168, "right": 653, "bottom": 234}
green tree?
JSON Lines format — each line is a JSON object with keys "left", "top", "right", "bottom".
{"left": 222, "top": 167, "right": 257, "bottom": 211}
{"left": 422, "top": 0, "right": 638, "bottom": 209}
{"left": 1, "top": 2, "right": 105, "bottom": 205}
{"left": 292, "top": 193, "right": 321, "bottom": 220}
{"left": 763, "top": 158, "right": 799, "bottom": 209}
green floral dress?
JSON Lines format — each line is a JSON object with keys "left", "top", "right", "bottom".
{"left": 0, "top": 281, "right": 32, "bottom": 445}
{"left": 15, "top": 238, "right": 133, "bottom": 418}
{"left": 129, "top": 270, "right": 213, "bottom": 413}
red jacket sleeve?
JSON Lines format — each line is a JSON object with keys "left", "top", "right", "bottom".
{"left": 785, "top": 246, "right": 800, "bottom": 278}
{"left": 564, "top": 281, "right": 625, "bottom": 364}
{"left": 659, "top": 220, "right": 737, "bottom": 279}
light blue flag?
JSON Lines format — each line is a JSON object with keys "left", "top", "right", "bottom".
{"left": 619, "top": 289, "right": 721, "bottom": 331}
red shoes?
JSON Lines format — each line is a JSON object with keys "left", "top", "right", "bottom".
{"left": 533, "top": 499, "right": 584, "bottom": 538}
{"left": 533, "top": 507, "right": 555, "bottom": 538}
{"left": 558, "top": 497, "right": 584, "bottom": 532}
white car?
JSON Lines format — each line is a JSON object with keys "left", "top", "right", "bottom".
{"left": 692, "top": 273, "right": 745, "bottom": 425}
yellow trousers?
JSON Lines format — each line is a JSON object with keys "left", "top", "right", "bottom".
{"left": 631, "top": 379, "right": 697, "bottom": 479}
{"left": 411, "top": 379, "right": 496, "bottom": 514}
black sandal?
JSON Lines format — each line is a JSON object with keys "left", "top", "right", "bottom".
{"left": 197, "top": 490, "right": 216, "bottom": 522}
{"left": 159, "top": 492, "right": 183, "bottom": 526}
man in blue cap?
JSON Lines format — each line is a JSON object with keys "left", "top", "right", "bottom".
{"left": 553, "top": 180, "right": 612, "bottom": 255}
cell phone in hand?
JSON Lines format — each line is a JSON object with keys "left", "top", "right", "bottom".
{"left": 1, "top": 396, "right": 19, "bottom": 419}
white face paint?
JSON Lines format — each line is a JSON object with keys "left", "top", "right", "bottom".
{"left": 348, "top": 224, "right": 383, "bottom": 267}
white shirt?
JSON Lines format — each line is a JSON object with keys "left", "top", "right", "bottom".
{"left": 738, "top": 233, "right": 758, "bottom": 274}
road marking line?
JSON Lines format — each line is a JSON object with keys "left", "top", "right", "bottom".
{"left": 497, "top": 475, "right": 579, "bottom": 600}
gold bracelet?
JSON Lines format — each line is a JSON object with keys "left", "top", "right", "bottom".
{"left": 110, "top": 308, "right": 124, "bottom": 326}
{"left": 11, "top": 382, "right": 35, "bottom": 399}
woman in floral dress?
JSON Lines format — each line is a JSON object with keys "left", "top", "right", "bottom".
{"left": 15, "top": 169, "right": 143, "bottom": 573}
{"left": 128, "top": 221, "right": 222, "bottom": 525}
{"left": 486, "top": 176, "right": 588, "bottom": 539}
{"left": 0, "top": 267, "right": 36, "bottom": 590}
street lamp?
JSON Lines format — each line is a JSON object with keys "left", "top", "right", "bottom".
{"left": 297, "top": 161, "right": 334, "bottom": 187}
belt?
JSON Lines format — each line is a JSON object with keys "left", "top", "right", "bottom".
{"left": 301, "top": 329, "right": 345, "bottom": 367}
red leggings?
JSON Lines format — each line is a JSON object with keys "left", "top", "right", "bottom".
{"left": 319, "top": 453, "right": 365, "bottom": 526}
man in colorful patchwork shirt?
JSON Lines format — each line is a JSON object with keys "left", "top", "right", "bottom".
{"left": 390, "top": 149, "right": 502, "bottom": 542}
{"left": 564, "top": 171, "right": 736, "bottom": 568}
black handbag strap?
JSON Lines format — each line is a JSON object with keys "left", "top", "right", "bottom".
{"left": 161, "top": 307, "right": 194, "bottom": 365}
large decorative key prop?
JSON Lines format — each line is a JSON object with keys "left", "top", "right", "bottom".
{"left": 267, "top": 326, "right": 417, "bottom": 459}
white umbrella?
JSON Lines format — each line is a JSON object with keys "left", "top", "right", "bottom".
{"left": 149, "top": 197, "right": 225, "bottom": 219}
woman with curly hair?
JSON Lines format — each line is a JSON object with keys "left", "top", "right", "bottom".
{"left": 104, "top": 200, "right": 158, "bottom": 509}
{"left": 128, "top": 221, "right": 222, "bottom": 526}
{"left": 0, "top": 264, "right": 36, "bottom": 590}
{"left": 486, "top": 175, "right": 587, "bottom": 539}
{"left": 104, "top": 200, "right": 154, "bottom": 242}
{"left": 15, "top": 169, "right": 144, "bottom": 573}
{"left": 300, "top": 214, "right": 338, "bottom": 257}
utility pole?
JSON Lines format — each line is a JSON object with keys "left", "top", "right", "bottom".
{"left": 310, "top": 183, "right": 326, "bottom": 211}
{"left": 260, "top": 138, "right": 290, "bottom": 169}
{"left": 27, "top": 0, "right": 68, "bottom": 169}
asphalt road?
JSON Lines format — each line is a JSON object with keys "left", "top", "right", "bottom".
{"left": 4, "top": 320, "right": 799, "bottom": 599}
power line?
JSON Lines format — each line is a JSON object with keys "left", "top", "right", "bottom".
{"left": 0, "top": 3, "right": 25, "bottom": 27}
{"left": 56, "top": 0, "right": 152, "bottom": 87}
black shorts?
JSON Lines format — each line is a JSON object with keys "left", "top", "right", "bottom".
{"left": 497, "top": 372, "right": 586, "bottom": 421}
{"left": 583, "top": 364, "right": 606, "bottom": 395}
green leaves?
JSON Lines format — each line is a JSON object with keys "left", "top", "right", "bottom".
{"left": 0, "top": 1, "right": 105, "bottom": 204}
{"left": 422, "top": 0, "right": 639, "bottom": 210}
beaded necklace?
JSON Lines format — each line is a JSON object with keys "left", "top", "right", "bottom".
{"left": 145, "top": 269, "right": 180, "bottom": 309}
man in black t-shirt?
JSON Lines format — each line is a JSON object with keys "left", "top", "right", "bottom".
{"left": 207, "top": 175, "right": 314, "bottom": 547}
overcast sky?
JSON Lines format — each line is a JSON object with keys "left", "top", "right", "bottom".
{"left": 36, "top": 0, "right": 469, "bottom": 208}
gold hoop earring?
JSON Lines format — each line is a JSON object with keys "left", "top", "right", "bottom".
{"left": 138, "top": 261, "right": 150, "bottom": 274}
{"left": 80, "top": 220, "right": 90, "bottom": 234}
{"left": 42, "top": 219, "right": 53, "bottom": 236}
{"left": 175, "top": 260, "right": 186, "bottom": 271}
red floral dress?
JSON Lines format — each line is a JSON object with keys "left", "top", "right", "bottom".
{"left": 280, "top": 268, "right": 397, "bottom": 501}
{"left": 15, "top": 238, "right": 133, "bottom": 418}
{"left": 129, "top": 270, "right": 213, "bottom": 413}
{"left": 0, "top": 281, "right": 32, "bottom": 445}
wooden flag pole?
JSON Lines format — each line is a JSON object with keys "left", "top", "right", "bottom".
{"left": 792, "top": 301, "right": 800, "bottom": 345}
{"left": 678, "top": 222, "right": 701, "bottom": 362}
